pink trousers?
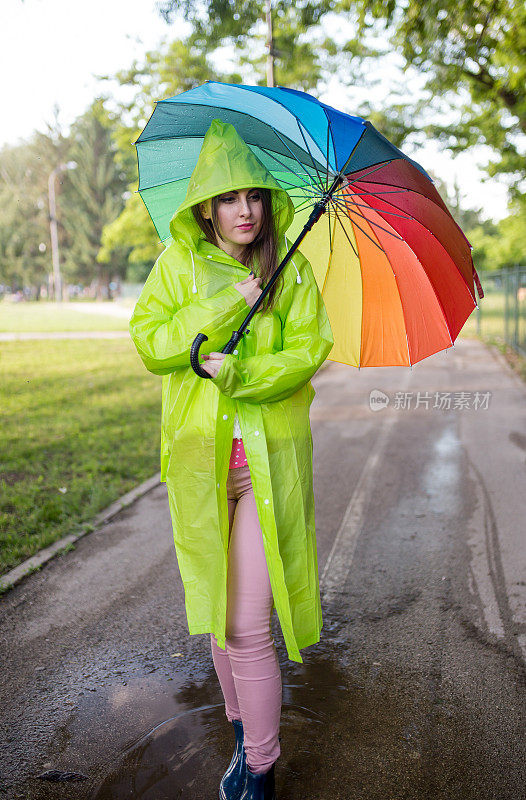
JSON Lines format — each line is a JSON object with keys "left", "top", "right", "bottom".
{"left": 210, "top": 463, "right": 282, "bottom": 774}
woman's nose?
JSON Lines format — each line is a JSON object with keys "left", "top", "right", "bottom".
{"left": 239, "top": 198, "right": 251, "bottom": 216}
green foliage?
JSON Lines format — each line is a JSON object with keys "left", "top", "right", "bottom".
{"left": 340, "top": 0, "right": 526, "bottom": 198}
{"left": 468, "top": 199, "right": 526, "bottom": 270}
{"left": 0, "top": 112, "right": 71, "bottom": 293}
{"left": 155, "top": 1, "right": 332, "bottom": 89}
{"left": 99, "top": 192, "right": 164, "bottom": 279}
{"left": 431, "top": 175, "right": 525, "bottom": 271}
{"left": 96, "top": 34, "right": 241, "bottom": 266}
{"left": 60, "top": 98, "right": 130, "bottom": 296}
{"left": 158, "top": 0, "right": 525, "bottom": 200}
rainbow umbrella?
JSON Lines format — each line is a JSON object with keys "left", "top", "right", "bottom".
{"left": 134, "top": 81, "right": 484, "bottom": 372}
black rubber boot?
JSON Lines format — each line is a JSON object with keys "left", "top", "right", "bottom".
{"left": 219, "top": 718, "right": 246, "bottom": 800}
{"left": 238, "top": 762, "right": 277, "bottom": 800}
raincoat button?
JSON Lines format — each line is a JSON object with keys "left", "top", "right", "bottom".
{"left": 264, "top": 499, "right": 270, "bottom": 505}
{"left": 207, "top": 255, "right": 213, "bottom": 258}
{"left": 223, "top": 414, "right": 228, "bottom": 420}
{"left": 217, "top": 483, "right": 220, "bottom": 488}
{"left": 233, "top": 349, "right": 238, "bottom": 355}
{"left": 254, "top": 430, "right": 259, "bottom": 436}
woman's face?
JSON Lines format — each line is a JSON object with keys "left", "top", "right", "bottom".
{"left": 199, "top": 187, "right": 264, "bottom": 259}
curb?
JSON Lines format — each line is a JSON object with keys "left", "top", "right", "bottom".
{"left": 0, "top": 473, "right": 161, "bottom": 595}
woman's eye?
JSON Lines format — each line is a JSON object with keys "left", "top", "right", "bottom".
{"left": 250, "top": 194, "right": 261, "bottom": 201}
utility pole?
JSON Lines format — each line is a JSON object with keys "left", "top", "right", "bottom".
{"left": 265, "top": 0, "right": 274, "bottom": 87}
{"left": 47, "top": 161, "right": 76, "bottom": 302}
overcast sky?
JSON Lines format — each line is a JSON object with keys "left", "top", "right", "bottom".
{"left": 2, "top": 0, "right": 511, "bottom": 221}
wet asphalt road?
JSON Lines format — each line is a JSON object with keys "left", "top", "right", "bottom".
{"left": 1, "top": 337, "right": 525, "bottom": 799}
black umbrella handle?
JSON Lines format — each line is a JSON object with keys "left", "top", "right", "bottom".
{"left": 190, "top": 329, "right": 247, "bottom": 379}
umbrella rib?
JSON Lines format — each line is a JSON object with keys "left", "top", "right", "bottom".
{"left": 330, "top": 198, "right": 403, "bottom": 252}
{"left": 345, "top": 159, "right": 398, "bottom": 182}
{"left": 327, "top": 195, "right": 334, "bottom": 252}
{"left": 286, "top": 188, "right": 326, "bottom": 205}
{"left": 325, "top": 109, "right": 339, "bottom": 174}
{"left": 330, "top": 198, "right": 383, "bottom": 252}
{"left": 356, "top": 191, "right": 478, "bottom": 303}
{"left": 293, "top": 198, "right": 317, "bottom": 215}
{"left": 329, "top": 200, "right": 359, "bottom": 258}
{"left": 145, "top": 99, "right": 325, "bottom": 191}
{"left": 269, "top": 130, "right": 321, "bottom": 192}
{"left": 284, "top": 181, "right": 324, "bottom": 197}
{"left": 341, "top": 196, "right": 413, "bottom": 220}
{"left": 327, "top": 176, "right": 412, "bottom": 206}
{"left": 330, "top": 196, "right": 405, "bottom": 242}
{"left": 324, "top": 113, "right": 333, "bottom": 192}
{"left": 287, "top": 195, "right": 321, "bottom": 208}
{"left": 295, "top": 119, "right": 327, "bottom": 192}
{"left": 348, "top": 175, "right": 469, "bottom": 246}
{"left": 334, "top": 204, "right": 389, "bottom": 254}
{"left": 269, "top": 177, "right": 312, "bottom": 191}
{"left": 349, "top": 176, "right": 456, "bottom": 224}
{"left": 258, "top": 144, "right": 319, "bottom": 190}
{"left": 333, "top": 187, "right": 411, "bottom": 198}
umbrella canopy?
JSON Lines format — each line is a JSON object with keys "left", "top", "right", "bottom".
{"left": 134, "top": 81, "right": 483, "bottom": 368}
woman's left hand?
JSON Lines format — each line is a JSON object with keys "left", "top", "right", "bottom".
{"left": 200, "top": 352, "right": 226, "bottom": 378}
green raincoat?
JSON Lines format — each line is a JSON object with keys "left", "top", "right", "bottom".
{"left": 129, "top": 119, "right": 334, "bottom": 663}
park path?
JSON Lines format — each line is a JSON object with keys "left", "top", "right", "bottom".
{"left": 60, "top": 301, "right": 132, "bottom": 319}
{"left": 0, "top": 336, "right": 525, "bottom": 799}
{"left": 0, "top": 331, "right": 129, "bottom": 340}
{"left": 0, "top": 300, "right": 132, "bottom": 339}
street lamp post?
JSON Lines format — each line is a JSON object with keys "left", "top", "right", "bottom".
{"left": 265, "top": 0, "right": 274, "bottom": 88}
{"left": 48, "top": 161, "right": 76, "bottom": 302}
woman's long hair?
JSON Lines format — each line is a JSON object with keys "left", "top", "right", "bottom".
{"left": 191, "top": 187, "right": 283, "bottom": 314}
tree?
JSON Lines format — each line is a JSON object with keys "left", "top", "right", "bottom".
{"left": 155, "top": 0, "right": 332, "bottom": 89}
{"left": 97, "top": 34, "right": 245, "bottom": 267}
{"left": 467, "top": 197, "right": 526, "bottom": 271}
{"left": 337, "top": 0, "right": 526, "bottom": 201}
{"left": 60, "top": 98, "right": 129, "bottom": 298}
{"left": 156, "top": 0, "right": 526, "bottom": 203}
{"left": 0, "top": 107, "right": 71, "bottom": 296}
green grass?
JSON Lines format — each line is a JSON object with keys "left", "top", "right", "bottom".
{"left": 0, "top": 339, "right": 161, "bottom": 577}
{"left": 0, "top": 301, "right": 129, "bottom": 332}
{"left": 458, "top": 291, "right": 507, "bottom": 340}
{"left": 460, "top": 292, "right": 526, "bottom": 381}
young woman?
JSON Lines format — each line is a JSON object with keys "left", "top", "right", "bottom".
{"left": 129, "top": 119, "right": 334, "bottom": 800}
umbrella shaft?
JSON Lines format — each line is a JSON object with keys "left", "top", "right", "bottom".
{"left": 223, "top": 174, "right": 345, "bottom": 351}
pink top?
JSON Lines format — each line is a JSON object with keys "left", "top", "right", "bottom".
{"left": 229, "top": 437, "right": 248, "bottom": 469}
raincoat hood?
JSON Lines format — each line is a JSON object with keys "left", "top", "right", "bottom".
{"left": 169, "top": 118, "right": 295, "bottom": 251}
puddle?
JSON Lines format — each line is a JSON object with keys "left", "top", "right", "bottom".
{"left": 420, "top": 422, "right": 463, "bottom": 515}
{"left": 85, "top": 658, "right": 348, "bottom": 799}
{"left": 16, "top": 619, "right": 525, "bottom": 800}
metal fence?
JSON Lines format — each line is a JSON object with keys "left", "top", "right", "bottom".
{"left": 475, "top": 265, "right": 526, "bottom": 358}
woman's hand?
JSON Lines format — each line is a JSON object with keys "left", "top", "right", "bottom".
{"left": 234, "top": 272, "right": 262, "bottom": 308}
{"left": 201, "top": 352, "right": 226, "bottom": 378}
{"left": 201, "top": 272, "right": 261, "bottom": 377}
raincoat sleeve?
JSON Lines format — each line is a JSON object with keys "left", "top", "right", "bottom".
{"left": 210, "top": 254, "right": 334, "bottom": 404}
{"left": 129, "top": 246, "right": 250, "bottom": 376}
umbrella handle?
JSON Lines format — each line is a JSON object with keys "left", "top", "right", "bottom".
{"left": 190, "top": 329, "right": 246, "bottom": 379}
{"left": 190, "top": 333, "right": 211, "bottom": 378}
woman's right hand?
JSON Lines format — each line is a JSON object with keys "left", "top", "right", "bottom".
{"left": 234, "top": 272, "right": 263, "bottom": 308}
